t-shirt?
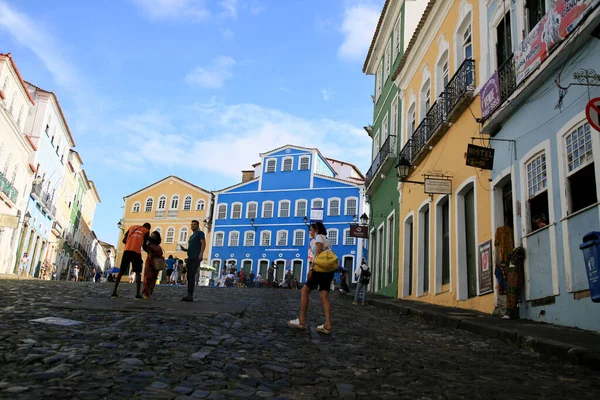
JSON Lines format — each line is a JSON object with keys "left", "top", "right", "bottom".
{"left": 309, "top": 235, "right": 327, "bottom": 262}
{"left": 187, "top": 230, "right": 206, "bottom": 259}
{"left": 166, "top": 258, "right": 176, "bottom": 271}
{"left": 124, "top": 226, "right": 150, "bottom": 254}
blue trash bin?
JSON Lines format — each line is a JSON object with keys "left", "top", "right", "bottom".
{"left": 579, "top": 231, "right": 600, "bottom": 303}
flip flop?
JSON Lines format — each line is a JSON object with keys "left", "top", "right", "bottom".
{"left": 287, "top": 318, "right": 306, "bottom": 330}
{"left": 316, "top": 324, "right": 332, "bottom": 335}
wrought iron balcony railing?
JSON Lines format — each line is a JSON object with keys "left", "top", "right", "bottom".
{"left": 0, "top": 171, "right": 18, "bottom": 204}
{"left": 446, "top": 58, "right": 476, "bottom": 117}
{"left": 498, "top": 54, "right": 516, "bottom": 103}
{"left": 365, "top": 135, "right": 397, "bottom": 188}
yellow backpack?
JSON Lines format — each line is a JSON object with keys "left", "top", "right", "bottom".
{"left": 313, "top": 235, "right": 339, "bottom": 273}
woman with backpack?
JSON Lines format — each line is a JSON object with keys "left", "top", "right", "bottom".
{"left": 288, "top": 222, "right": 335, "bottom": 334}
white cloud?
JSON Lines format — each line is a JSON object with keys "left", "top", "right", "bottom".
{"left": 219, "top": 0, "right": 238, "bottom": 19}
{"left": 114, "top": 100, "right": 371, "bottom": 179}
{"left": 185, "top": 56, "right": 236, "bottom": 88}
{"left": 338, "top": 3, "right": 380, "bottom": 61}
{"left": 321, "top": 88, "right": 332, "bottom": 101}
{"left": 130, "top": 0, "right": 210, "bottom": 21}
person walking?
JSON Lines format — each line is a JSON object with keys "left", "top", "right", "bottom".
{"left": 171, "top": 259, "right": 181, "bottom": 285}
{"left": 353, "top": 259, "right": 370, "bottom": 305}
{"left": 142, "top": 231, "right": 163, "bottom": 299}
{"left": 178, "top": 220, "right": 206, "bottom": 302}
{"left": 111, "top": 223, "right": 151, "bottom": 299}
{"left": 73, "top": 265, "right": 79, "bottom": 282}
{"left": 288, "top": 222, "right": 334, "bottom": 334}
{"left": 165, "top": 255, "right": 175, "bottom": 285}
{"left": 18, "top": 253, "right": 29, "bottom": 276}
{"left": 267, "top": 262, "right": 276, "bottom": 288}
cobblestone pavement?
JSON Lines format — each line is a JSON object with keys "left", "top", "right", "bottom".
{"left": 1, "top": 280, "right": 599, "bottom": 400}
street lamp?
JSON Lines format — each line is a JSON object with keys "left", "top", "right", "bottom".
{"left": 250, "top": 218, "right": 257, "bottom": 231}
{"left": 117, "top": 220, "right": 123, "bottom": 231}
{"left": 303, "top": 216, "right": 309, "bottom": 226}
{"left": 22, "top": 211, "right": 31, "bottom": 225}
{"left": 396, "top": 156, "right": 424, "bottom": 185}
{"left": 353, "top": 214, "right": 358, "bottom": 223}
{"left": 360, "top": 213, "right": 369, "bottom": 226}
{"left": 203, "top": 219, "right": 210, "bottom": 229}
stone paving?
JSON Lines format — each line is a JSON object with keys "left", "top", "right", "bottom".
{"left": 1, "top": 280, "right": 599, "bottom": 399}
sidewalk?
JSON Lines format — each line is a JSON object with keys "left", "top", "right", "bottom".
{"left": 0, "top": 273, "right": 36, "bottom": 280}
{"left": 366, "top": 295, "right": 600, "bottom": 370}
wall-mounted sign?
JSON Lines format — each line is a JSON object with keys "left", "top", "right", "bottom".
{"left": 424, "top": 178, "right": 452, "bottom": 195}
{"left": 585, "top": 97, "right": 600, "bottom": 132}
{"left": 310, "top": 208, "right": 324, "bottom": 221}
{"left": 466, "top": 144, "right": 495, "bottom": 170}
{"left": 481, "top": 71, "right": 501, "bottom": 120}
{"left": 0, "top": 214, "right": 19, "bottom": 229}
{"left": 349, "top": 225, "right": 369, "bottom": 238}
{"left": 478, "top": 240, "right": 493, "bottom": 295}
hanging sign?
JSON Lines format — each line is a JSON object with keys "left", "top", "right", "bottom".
{"left": 349, "top": 224, "right": 369, "bottom": 239}
{"left": 585, "top": 97, "right": 600, "bottom": 132}
{"left": 466, "top": 144, "right": 495, "bottom": 170}
{"left": 478, "top": 240, "right": 493, "bottom": 295}
{"left": 424, "top": 178, "right": 452, "bottom": 195}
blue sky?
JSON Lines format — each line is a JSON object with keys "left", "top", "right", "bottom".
{"left": 0, "top": 0, "right": 383, "bottom": 245}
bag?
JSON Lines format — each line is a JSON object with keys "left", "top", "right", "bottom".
{"left": 152, "top": 257, "right": 166, "bottom": 272}
{"left": 313, "top": 235, "right": 339, "bottom": 273}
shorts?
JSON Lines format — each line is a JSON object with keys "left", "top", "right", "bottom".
{"left": 166, "top": 269, "right": 173, "bottom": 278}
{"left": 305, "top": 271, "right": 334, "bottom": 292}
{"left": 120, "top": 250, "right": 143, "bottom": 274}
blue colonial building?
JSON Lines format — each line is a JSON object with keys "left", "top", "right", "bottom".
{"left": 209, "top": 145, "right": 367, "bottom": 284}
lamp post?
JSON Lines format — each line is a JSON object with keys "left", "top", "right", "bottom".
{"left": 203, "top": 218, "right": 211, "bottom": 230}
{"left": 360, "top": 213, "right": 369, "bottom": 226}
{"left": 250, "top": 218, "right": 257, "bottom": 232}
{"left": 396, "top": 157, "right": 424, "bottom": 185}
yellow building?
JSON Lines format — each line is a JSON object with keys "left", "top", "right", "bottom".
{"left": 116, "top": 176, "right": 213, "bottom": 272}
{"left": 394, "top": 0, "right": 493, "bottom": 313}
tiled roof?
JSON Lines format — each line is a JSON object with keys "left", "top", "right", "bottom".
{"left": 0, "top": 53, "right": 35, "bottom": 105}
{"left": 25, "top": 81, "right": 76, "bottom": 147}
{"left": 362, "top": 0, "right": 392, "bottom": 73}
{"left": 216, "top": 177, "right": 260, "bottom": 193}
{"left": 123, "top": 175, "right": 212, "bottom": 200}
{"left": 391, "top": 0, "right": 437, "bottom": 81}
{"left": 325, "top": 157, "right": 366, "bottom": 179}
{"left": 314, "top": 173, "right": 364, "bottom": 186}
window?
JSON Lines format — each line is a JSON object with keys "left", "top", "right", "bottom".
{"left": 217, "top": 204, "right": 227, "bottom": 220}
{"left": 463, "top": 24, "right": 473, "bottom": 61}
{"left": 391, "top": 96, "right": 398, "bottom": 138}
{"left": 294, "top": 230, "right": 305, "bottom": 246}
{"left": 437, "top": 52, "right": 450, "bottom": 97}
{"left": 495, "top": 14, "right": 511, "bottom": 67}
{"left": 408, "top": 103, "right": 416, "bottom": 137}
{"left": 382, "top": 112, "right": 389, "bottom": 143}
{"left": 244, "top": 231, "right": 255, "bottom": 246}
{"left": 312, "top": 198, "right": 324, "bottom": 209}
{"left": 282, "top": 157, "right": 293, "bottom": 172}
{"left": 9, "top": 91, "right": 16, "bottom": 114}
{"left": 525, "top": 0, "right": 546, "bottom": 34}
{"left": 170, "top": 195, "right": 179, "bottom": 209}
{"left": 384, "top": 40, "right": 391, "bottom": 82}
{"left": 328, "top": 198, "right": 340, "bottom": 216}
{"left": 1, "top": 77, "right": 7, "bottom": 99}
{"left": 295, "top": 200, "right": 307, "bottom": 217}
{"left": 229, "top": 231, "right": 240, "bottom": 247}
{"left": 132, "top": 202, "right": 141, "bottom": 213}
{"left": 262, "top": 201, "right": 274, "bottom": 218}
{"left": 145, "top": 198, "right": 154, "bottom": 212}
{"left": 372, "top": 129, "right": 380, "bottom": 159}
{"left": 344, "top": 229, "right": 356, "bottom": 246}
{"left": 196, "top": 199, "right": 205, "bottom": 211}
{"left": 278, "top": 200, "right": 290, "bottom": 218}
{"left": 158, "top": 196, "right": 167, "bottom": 210}
{"left": 214, "top": 232, "right": 225, "bottom": 247}
{"left": 231, "top": 203, "right": 242, "bottom": 219}
{"left": 261, "top": 231, "right": 271, "bottom": 246}
{"left": 327, "top": 229, "right": 338, "bottom": 246}
{"left": 345, "top": 198, "right": 358, "bottom": 216}
{"left": 45, "top": 124, "right": 50, "bottom": 136}
{"left": 299, "top": 156, "right": 310, "bottom": 170}
{"left": 179, "top": 227, "right": 189, "bottom": 243}
{"left": 165, "top": 228, "right": 175, "bottom": 244}
{"left": 526, "top": 152, "right": 549, "bottom": 231}
{"left": 277, "top": 230, "right": 288, "bottom": 246}
{"left": 246, "top": 202, "right": 258, "bottom": 219}
{"left": 16, "top": 105, "right": 23, "bottom": 126}
{"left": 183, "top": 195, "right": 192, "bottom": 211}
{"left": 376, "top": 61, "right": 383, "bottom": 101}
{"left": 565, "top": 122, "right": 597, "bottom": 213}
{"left": 394, "top": 14, "right": 401, "bottom": 57}
{"left": 266, "top": 159, "right": 277, "bottom": 173}
{"left": 421, "top": 80, "right": 431, "bottom": 119}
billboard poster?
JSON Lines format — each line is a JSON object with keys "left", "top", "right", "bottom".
{"left": 480, "top": 71, "right": 501, "bottom": 119}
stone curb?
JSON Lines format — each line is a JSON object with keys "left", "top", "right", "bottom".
{"left": 369, "top": 298, "right": 600, "bottom": 371}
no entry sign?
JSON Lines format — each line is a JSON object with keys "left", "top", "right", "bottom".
{"left": 586, "top": 97, "right": 600, "bottom": 132}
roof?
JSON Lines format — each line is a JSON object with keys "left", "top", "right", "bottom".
{"left": 391, "top": 0, "right": 437, "bottom": 81}
{"left": 216, "top": 177, "right": 260, "bottom": 194}
{"left": 325, "top": 157, "right": 366, "bottom": 179}
{"left": 88, "top": 180, "right": 101, "bottom": 203}
{"left": 259, "top": 144, "right": 316, "bottom": 156}
{"left": 80, "top": 169, "right": 92, "bottom": 190}
{"left": 362, "top": 0, "right": 392, "bottom": 73}
{"left": 123, "top": 175, "right": 212, "bottom": 200}
{"left": 0, "top": 53, "right": 35, "bottom": 105}
{"left": 98, "top": 240, "right": 115, "bottom": 249}
{"left": 25, "top": 81, "right": 76, "bottom": 147}
{"left": 69, "top": 149, "right": 84, "bottom": 165}
{"left": 314, "top": 174, "right": 364, "bottom": 186}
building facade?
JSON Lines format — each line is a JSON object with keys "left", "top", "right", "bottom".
{"left": 0, "top": 53, "right": 36, "bottom": 274}
{"left": 210, "top": 145, "right": 366, "bottom": 284}
{"left": 480, "top": 1, "right": 600, "bottom": 330}
{"left": 394, "top": 0, "right": 494, "bottom": 313}
{"left": 116, "top": 176, "right": 213, "bottom": 273}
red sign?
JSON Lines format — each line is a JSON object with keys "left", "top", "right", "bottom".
{"left": 349, "top": 225, "right": 369, "bottom": 239}
{"left": 586, "top": 97, "right": 600, "bottom": 132}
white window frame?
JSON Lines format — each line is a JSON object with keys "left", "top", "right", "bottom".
{"left": 261, "top": 230, "right": 271, "bottom": 246}
{"left": 246, "top": 201, "right": 258, "bottom": 219}
{"left": 382, "top": 112, "right": 389, "bottom": 144}
{"left": 344, "top": 228, "right": 356, "bottom": 246}
{"left": 157, "top": 195, "right": 167, "bottom": 210}
{"left": 293, "top": 229, "right": 305, "bottom": 247}
{"left": 391, "top": 95, "right": 399, "bottom": 138}
{"left": 179, "top": 227, "right": 189, "bottom": 243}
{"left": 278, "top": 200, "right": 291, "bottom": 218}
{"left": 420, "top": 77, "right": 432, "bottom": 121}
{"left": 145, "top": 197, "right": 154, "bottom": 212}
{"left": 217, "top": 203, "right": 228, "bottom": 220}
{"left": 311, "top": 198, "right": 324, "bottom": 210}
{"left": 564, "top": 121, "right": 593, "bottom": 178}
{"left": 132, "top": 202, "right": 141, "bottom": 213}
{"left": 214, "top": 231, "right": 225, "bottom": 247}
{"left": 282, "top": 157, "right": 293, "bottom": 172}
{"left": 165, "top": 227, "right": 175, "bottom": 244}
{"left": 183, "top": 195, "right": 193, "bottom": 211}
{"left": 435, "top": 41, "right": 450, "bottom": 99}
{"left": 262, "top": 201, "right": 274, "bottom": 218}
{"left": 231, "top": 202, "right": 243, "bottom": 219}
{"left": 488, "top": 4, "right": 509, "bottom": 71}
{"left": 384, "top": 39, "right": 391, "bottom": 83}
{"left": 265, "top": 158, "right": 277, "bottom": 173}
{"left": 295, "top": 199, "right": 307, "bottom": 217}
{"left": 394, "top": 14, "right": 402, "bottom": 58}
{"left": 345, "top": 197, "right": 358, "bottom": 216}
{"left": 170, "top": 195, "right": 180, "bottom": 210}
{"left": 244, "top": 231, "right": 255, "bottom": 247}
{"left": 327, "top": 228, "right": 339, "bottom": 246}
{"left": 376, "top": 60, "right": 383, "bottom": 101}
{"left": 196, "top": 199, "right": 205, "bottom": 211}
{"left": 228, "top": 231, "right": 240, "bottom": 247}
{"left": 276, "top": 230, "right": 288, "bottom": 246}
{"left": 407, "top": 102, "right": 416, "bottom": 138}
{"left": 328, "top": 197, "right": 341, "bottom": 216}
{"left": 299, "top": 156, "right": 311, "bottom": 170}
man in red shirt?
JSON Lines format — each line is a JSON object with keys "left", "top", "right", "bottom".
{"left": 111, "top": 223, "right": 151, "bottom": 299}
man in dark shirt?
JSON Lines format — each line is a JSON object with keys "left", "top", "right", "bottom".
{"left": 353, "top": 259, "right": 371, "bottom": 305}
{"left": 179, "top": 220, "right": 206, "bottom": 302}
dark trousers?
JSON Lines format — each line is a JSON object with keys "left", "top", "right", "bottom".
{"left": 187, "top": 259, "right": 201, "bottom": 296}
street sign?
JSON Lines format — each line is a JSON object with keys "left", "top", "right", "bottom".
{"left": 585, "top": 97, "right": 600, "bottom": 132}
{"left": 466, "top": 144, "right": 495, "bottom": 170}
{"left": 349, "top": 224, "right": 369, "bottom": 238}
{"left": 424, "top": 178, "right": 452, "bottom": 195}
{"left": 0, "top": 214, "right": 19, "bottom": 229}
{"left": 310, "top": 208, "right": 323, "bottom": 221}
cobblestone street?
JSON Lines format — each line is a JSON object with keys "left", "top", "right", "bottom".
{"left": 1, "top": 280, "right": 599, "bottom": 400}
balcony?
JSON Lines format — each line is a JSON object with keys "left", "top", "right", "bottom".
{"left": 365, "top": 135, "right": 397, "bottom": 194}
{"left": 498, "top": 55, "right": 516, "bottom": 104}
{"left": 445, "top": 58, "right": 476, "bottom": 122}
{"left": 52, "top": 220, "right": 63, "bottom": 236}
{"left": 155, "top": 210, "right": 165, "bottom": 218}
{"left": 167, "top": 210, "right": 178, "bottom": 218}
{"left": 0, "top": 171, "right": 18, "bottom": 205}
